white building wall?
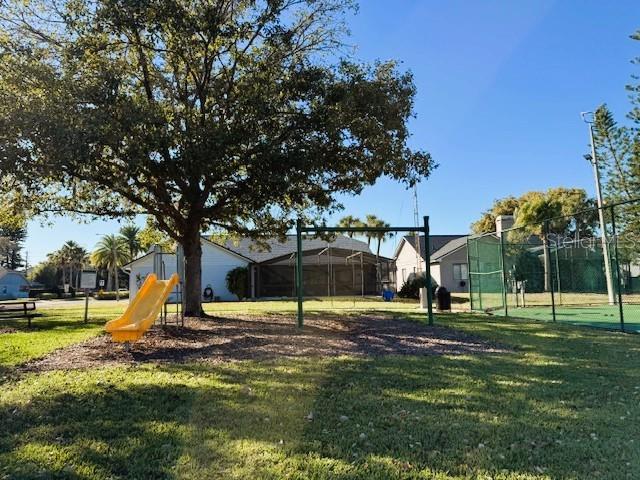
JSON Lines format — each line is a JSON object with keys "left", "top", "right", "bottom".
{"left": 395, "top": 240, "right": 435, "bottom": 290}
{"left": 128, "top": 253, "right": 180, "bottom": 302}
{"left": 430, "top": 264, "right": 442, "bottom": 288}
{"left": 436, "top": 248, "right": 469, "bottom": 293}
{"left": 127, "top": 241, "right": 250, "bottom": 303}
{"left": 200, "top": 241, "right": 250, "bottom": 301}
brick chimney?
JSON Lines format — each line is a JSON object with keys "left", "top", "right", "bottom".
{"left": 495, "top": 215, "right": 514, "bottom": 235}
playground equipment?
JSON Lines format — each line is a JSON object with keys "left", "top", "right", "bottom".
{"left": 154, "top": 245, "right": 185, "bottom": 327}
{"left": 294, "top": 216, "right": 434, "bottom": 327}
{"left": 105, "top": 273, "right": 179, "bottom": 342}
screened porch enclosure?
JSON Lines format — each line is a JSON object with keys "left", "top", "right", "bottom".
{"left": 255, "top": 247, "right": 395, "bottom": 298}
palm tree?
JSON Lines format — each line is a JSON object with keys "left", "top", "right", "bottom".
{"left": 91, "top": 234, "right": 130, "bottom": 300}
{"left": 337, "top": 215, "right": 364, "bottom": 238}
{"left": 364, "top": 214, "right": 383, "bottom": 247}
{"left": 46, "top": 249, "right": 68, "bottom": 286}
{"left": 119, "top": 225, "right": 142, "bottom": 259}
{"left": 60, "top": 241, "right": 88, "bottom": 288}
{"left": 372, "top": 222, "right": 392, "bottom": 259}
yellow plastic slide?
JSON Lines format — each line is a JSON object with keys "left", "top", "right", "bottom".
{"left": 105, "top": 273, "right": 179, "bottom": 343}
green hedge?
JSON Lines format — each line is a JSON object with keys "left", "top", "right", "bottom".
{"left": 36, "top": 292, "right": 74, "bottom": 300}
{"left": 398, "top": 274, "right": 437, "bottom": 299}
{"left": 95, "top": 291, "right": 129, "bottom": 300}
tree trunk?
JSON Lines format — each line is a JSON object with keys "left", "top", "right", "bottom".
{"left": 114, "top": 265, "right": 120, "bottom": 301}
{"left": 543, "top": 237, "right": 551, "bottom": 292}
{"left": 106, "top": 269, "right": 111, "bottom": 292}
{"left": 183, "top": 230, "right": 203, "bottom": 317}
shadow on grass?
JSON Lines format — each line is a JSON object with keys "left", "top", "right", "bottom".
{"left": 292, "top": 314, "right": 640, "bottom": 479}
{"left": 0, "top": 313, "right": 108, "bottom": 380}
{"left": 0, "top": 379, "right": 194, "bottom": 478}
{"left": 0, "top": 361, "right": 325, "bottom": 479}
{"left": 2, "top": 313, "right": 640, "bottom": 479}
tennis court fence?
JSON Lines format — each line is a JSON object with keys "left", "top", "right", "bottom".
{"left": 468, "top": 198, "right": 640, "bottom": 333}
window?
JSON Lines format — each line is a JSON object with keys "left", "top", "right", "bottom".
{"left": 453, "top": 263, "right": 468, "bottom": 281}
{"left": 401, "top": 268, "right": 407, "bottom": 282}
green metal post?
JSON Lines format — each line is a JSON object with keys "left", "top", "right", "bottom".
{"left": 423, "top": 216, "right": 434, "bottom": 326}
{"left": 296, "top": 219, "right": 304, "bottom": 328}
{"left": 545, "top": 221, "right": 556, "bottom": 322}
{"left": 499, "top": 230, "right": 508, "bottom": 317}
{"left": 610, "top": 206, "right": 625, "bottom": 331}
{"left": 466, "top": 237, "right": 474, "bottom": 310}
{"left": 553, "top": 241, "right": 562, "bottom": 306}
{"left": 476, "top": 239, "right": 483, "bottom": 311}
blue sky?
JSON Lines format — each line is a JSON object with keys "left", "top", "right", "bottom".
{"left": 24, "top": 0, "right": 640, "bottom": 264}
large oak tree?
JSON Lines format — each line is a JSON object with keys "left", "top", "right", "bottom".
{"left": 0, "top": 0, "right": 434, "bottom": 315}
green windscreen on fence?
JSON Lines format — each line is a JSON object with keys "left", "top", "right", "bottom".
{"left": 467, "top": 202, "right": 640, "bottom": 333}
{"left": 467, "top": 234, "right": 504, "bottom": 312}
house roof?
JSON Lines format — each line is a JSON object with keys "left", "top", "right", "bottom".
{"left": 0, "top": 267, "right": 29, "bottom": 283}
{"left": 430, "top": 236, "right": 469, "bottom": 263}
{"left": 123, "top": 250, "right": 154, "bottom": 269}
{"left": 394, "top": 235, "right": 467, "bottom": 260}
{"left": 222, "top": 235, "right": 371, "bottom": 263}
{"left": 201, "top": 237, "right": 255, "bottom": 263}
{"left": 124, "top": 235, "right": 371, "bottom": 268}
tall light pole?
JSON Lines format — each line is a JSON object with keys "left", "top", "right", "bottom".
{"left": 413, "top": 184, "right": 428, "bottom": 308}
{"left": 581, "top": 111, "right": 615, "bottom": 305}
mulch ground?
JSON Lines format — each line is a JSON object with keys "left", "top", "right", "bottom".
{"left": 20, "top": 313, "right": 509, "bottom": 373}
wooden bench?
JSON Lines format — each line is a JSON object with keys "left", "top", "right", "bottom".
{"left": 0, "top": 300, "right": 39, "bottom": 327}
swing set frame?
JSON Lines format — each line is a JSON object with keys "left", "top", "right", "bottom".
{"left": 295, "top": 216, "right": 434, "bottom": 327}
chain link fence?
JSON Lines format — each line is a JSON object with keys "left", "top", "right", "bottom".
{"left": 468, "top": 199, "right": 640, "bottom": 332}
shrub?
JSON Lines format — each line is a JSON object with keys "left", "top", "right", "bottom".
{"left": 95, "top": 290, "right": 129, "bottom": 300}
{"left": 398, "top": 274, "right": 437, "bottom": 299}
{"left": 36, "top": 292, "right": 75, "bottom": 300}
{"left": 226, "top": 267, "right": 249, "bottom": 300}
{"left": 36, "top": 292, "right": 59, "bottom": 300}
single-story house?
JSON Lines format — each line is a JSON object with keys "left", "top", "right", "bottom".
{"left": 0, "top": 267, "right": 30, "bottom": 300}
{"left": 124, "top": 237, "right": 252, "bottom": 302}
{"left": 394, "top": 234, "right": 469, "bottom": 293}
{"left": 393, "top": 216, "right": 519, "bottom": 294}
{"left": 124, "top": 235, "right": 394, "bottom": 301}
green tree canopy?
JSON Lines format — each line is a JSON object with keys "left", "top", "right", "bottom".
{"left": 0, "top": 0, "right": 434, "bottom": 315}
{"left": 28, "top": 261, "right": 58, "bottom": 289}
{"left": 472, "top": 188, "right": 594, "bottom": 237}
{"left": 471, "top": 196, "right": 520, "bottom": 234}
{"left": 588, "top": 31, "right": 640, "bottom": 260}
{"left": 137, "top": 216, "right": 175, "bottom": 252}
{"left": 0, "top": 197, "right": 27, "bottom": 270}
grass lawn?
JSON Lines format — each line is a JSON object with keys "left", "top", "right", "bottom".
{"left": 2, "top": 304, "right": 640, "bottom": 478}
{"left": 0, "top": 303, "right": 126, "bottom": 372}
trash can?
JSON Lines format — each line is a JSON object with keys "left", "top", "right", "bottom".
{"left": 435, "top": 286, "right": 451, "bottom": 311}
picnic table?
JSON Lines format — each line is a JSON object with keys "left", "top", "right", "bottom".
{"left": 0, "top": 300, "right": 38, "bottom": 327}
